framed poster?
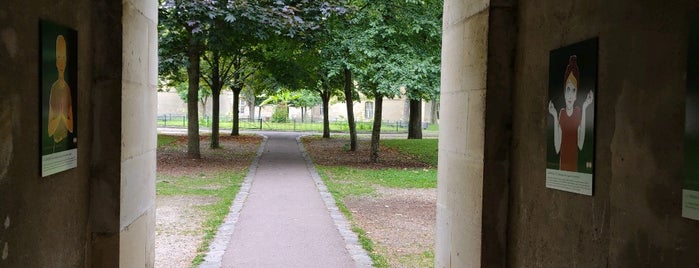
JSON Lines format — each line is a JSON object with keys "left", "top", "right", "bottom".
{"left": 684, "top": 11, "right": 699, "bottom": 221}
{"left": 40, "top": 21, "right": 78, "bottom": 177}
{"left": 546, "top": 38, "right": 598, "bottom": 196}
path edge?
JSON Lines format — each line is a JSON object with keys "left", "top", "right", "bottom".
{"left": 199, "top": 134, "right": 268, "bottom": 268}
{"left": 296, "top": 136, "right": 374, "bottom": 268}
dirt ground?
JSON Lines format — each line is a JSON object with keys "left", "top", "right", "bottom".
{"left": 155, "top": 195, "right": 217, "bottom": 268}
{"left": 302, "top": 136, "right": 432, "bottom": 169}
{"left": 157, "top": 135, "right": 262, "bottom": 176}
{"left": 345, "top": 187, "right": 436, "bottom": 267}
{"left": 155, "top": 134, "right": 262, "bottom": 268}
{"left": 303, "top": 136, "right": 437, "bottom": 267}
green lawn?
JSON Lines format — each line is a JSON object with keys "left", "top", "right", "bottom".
{"left": 156, "top": 134, "right": 258, "bottom": 267}
{"left": 157, "top": 117, "right": 440, "bottom": 134}
{"left": 157, "top": 170, "right": 247, "bottom": 267}
{"left": 381, "top": 138, "right": 438, "bottom": 166}
{"left": 157, "top": 134, "right": 177, "bottom": 148}
{"left": 318, "top": 167, "right": 437, "bottom": 200}
{"left": 311, "top": 138, "right": 439, "bottom": 268}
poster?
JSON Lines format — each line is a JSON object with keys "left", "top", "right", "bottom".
{"left": 40, "top": 21, "right": 78, "bottom": 177}
{"left": 684, "top": 12, "right": 699, "bottom": 221}
{"left": 546, "top": 38, "right": 598, "bottom": 196}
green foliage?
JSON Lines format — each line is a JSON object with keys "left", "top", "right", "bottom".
{"left": 381, "top": 139, "right": 438, "bottom": 166}
{"left": 271, "top": 104, "right": 289, "bottom": 123}
{"left": 260, "top": 89, "right": 299, "bottom": 106}
{"left": 289, "top": 89, "right": 322, "bottom": 109}
{"left": 159, "top": 0, "right": 349, "bottom": 142}
{"left": 321, "top": 0, "right": 443, "bottom": 101}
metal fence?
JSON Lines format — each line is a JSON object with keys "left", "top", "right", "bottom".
{"left": 157, "top": 114, "right": 423, "bottom": 134}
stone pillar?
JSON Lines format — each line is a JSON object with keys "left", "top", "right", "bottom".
{"left": 436, "top": 0, "right": 516, "bottom": 267}
{"left": 119, "top": 0, "right": 157, "bottom": 267}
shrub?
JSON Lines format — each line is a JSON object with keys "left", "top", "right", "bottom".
{"left": 271, "top": 104, "right": 289, "bottom": 123}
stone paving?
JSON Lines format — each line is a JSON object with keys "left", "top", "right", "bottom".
{"left": 200, "top": 132, "right": 372, "bottom": 268}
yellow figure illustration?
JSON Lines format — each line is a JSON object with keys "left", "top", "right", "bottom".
{"left": 47, "top": 35, "right": 74, "bottom": 143}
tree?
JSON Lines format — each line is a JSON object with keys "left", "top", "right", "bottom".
{"left": 289, "top": 89, "right": 322, "bottom": 122}
{"left": 256, "top": 23, "right": 345, "bottom": 139}
{"left": 161, "top": 0, "right": 348, "bottom": 153}
{"left": 198, "top": 1, "right": 276, "bottom": 142}
{"left": 343, "top": 68, "right": 358, "bottom": 147}
{"left": 317, "top": 75, "right": 344, "bottom": 138}
{"left": 319, "top": 4, "right": 362, "bottom": 148}
{"left": 345, "top": 0, "right": 442, "bottom": 161}
{"left": 243, "top": 72, "right": 277, "bottom": 121}
{"left": 397, "top": 0, "right": 442, "bottom": 139}
{"left": 260, "top": 89, "right": 301, "bottom": 123}
{"left": 224, "top": 0, "right": 348, "bottom": 136}
{"left": 350, "top": 2, "right": 403, "bottom": 163}
{"left": 159, "top": 0, "right": 216, "bottom": 159}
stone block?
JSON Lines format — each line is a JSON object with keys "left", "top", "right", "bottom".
{"left": 119, "top": 209, "right": 154, "bottom": 268}
{"left": 121, "top": 80, "right": 151, "bottom": 160}
{"left": 442, "top": 0, "right": 489, "bottom": 28}
{"left": 436, "top": 153, "right": 483, "bottom": 267}
{"left": 122, "top": 3, "right": 149, "bottom": 85}
{"left": 125, "top": 0, "right": 157, "bottom": 23}
{"left": 465, "top": 90, "right": 486, "bottom": 162}
{"left": 438, "top": 90, "right": 469, "bottom": 155}
{"left": 148, "top": 20, "right": 158, "bottom": 87}
{"left": 120, "top": 150, "right": 155, "bottom": 228}
{"left": 441, "top": 12, "right": 489, "bottom": 94}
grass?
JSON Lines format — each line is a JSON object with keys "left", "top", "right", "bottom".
{"left": 156, "top": 133, "right": 262, "bottom": 267}
{"left": 157, "top": 169, "right": 247, "bottom": 267}
{"left": 354, "top": 226, "right": 391, "bottom": 267}
{"left": 157, "top": 117, "right": 432, "bottom": 134}
{"left": 318, "top": 167, "right": 437, "bottom": 199}
{"left": 157, "top": 134, "right": 177, "bottom": 148}
{"left": 157, "top": 170, "right": 246, "bottom": 267}
{"left": 381, "top": 139, "right": 438, "bottom": 166}
{"left": 317, "top": 166, "right": 437, "bottom": 267}
{"left": 313, "top": 139, "right": 438, "bottom": 267}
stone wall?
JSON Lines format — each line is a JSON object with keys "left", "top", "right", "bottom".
{"left": 509, "top": 0, "right": 699, "bottom": 266}
{"left": 436, "top": 0, "right": 491, "bottom": 266}
{"left": 438, "top": 0, "right": 699, "bottom": 267}
{"left": 120, "top": 0, "right": 156, "bottom": 267}
{"left": 0, "top": 0, "right": 155, "bottom": 267}
{"left": 0, "top": 0, "right": 94, "bottom": 266}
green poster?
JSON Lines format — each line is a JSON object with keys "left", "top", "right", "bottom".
{"left": 546, "top": 38, "right": 598, "bottom": 196}
{"left": 684, "top": 12, "right": 699, "bottom": 221}
{"left": 40, "top": 21, "right": 78, "bottom": 177}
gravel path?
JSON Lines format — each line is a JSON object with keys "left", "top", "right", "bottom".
{"left": 155, "top": 195, "right": 218, "bottom": 268}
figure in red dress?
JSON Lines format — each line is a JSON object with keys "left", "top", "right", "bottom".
{"left": 548, "top": 55, "right": 593, "bottom": 172}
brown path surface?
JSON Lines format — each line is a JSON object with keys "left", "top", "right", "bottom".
{"left": 218, "top": 132, "right": 358, "bottom": 267}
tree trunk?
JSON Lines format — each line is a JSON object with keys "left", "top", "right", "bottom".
{"left": 210, "top": 89, "right": 221, "bottom": 148}
{"left": 249, "top": 100, "right": 255, "bottom": 121}
{"left": 186, "top": 32, "right": 201, "bottom": 159}
{"left": 321, "top": 91, "right": 330, "bottom": 138}
{"left": 370, "top": 94, "right": 383, "bottom": 163}
{"left": 430, "top": 100, "right": 438, "bottom": 124}
{"left": 344, "top": 68, "right": 357, "bottom": 151}
{"left": 408, "top": 98, "right": 423, "bottom": 139}
{"left": 231, "top": 87, "right": 242, "bottom": 136}
{"left": 210, "top": 52, "right": 222, "bottom": 149}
